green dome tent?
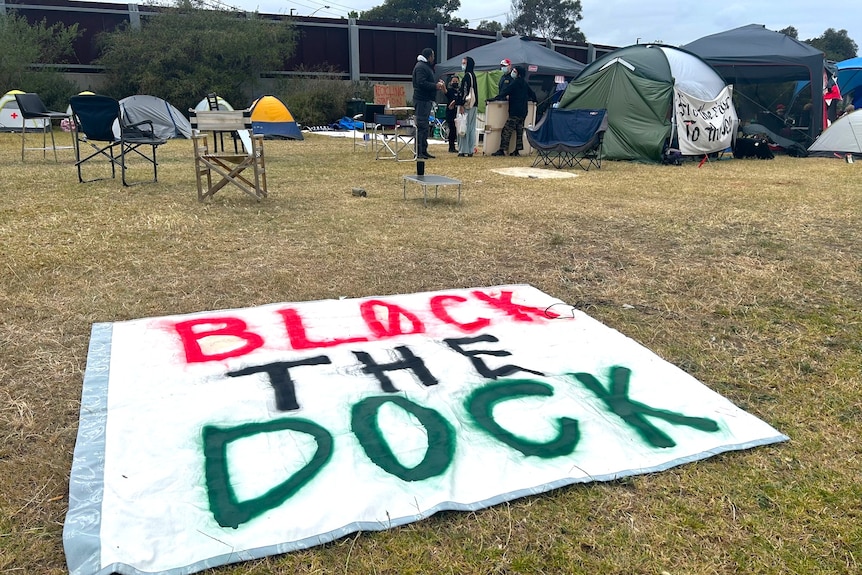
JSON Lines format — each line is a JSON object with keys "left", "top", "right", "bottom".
{"left": 559, "top": 44, "right": 735, "bottom": 162}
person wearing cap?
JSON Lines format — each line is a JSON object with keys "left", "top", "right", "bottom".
{"left": 498, "top": 59, "right": 513, "bottom": 94}
{"left": 490, "top": 65, "right": 537, "bottom": 157}
{"left": 412, "top": 47, "right": 445, "bottom": 159}
{"left": 493, "top": 59, "right": 515, "bottom": 151}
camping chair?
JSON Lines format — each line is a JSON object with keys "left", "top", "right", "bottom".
{"left": 15, "top": 93, "right": 73, "bottom": 162}
{"left": 374, "top": 113, "right": 416, "bottom": 161}
{"left": 69, "top": 94, "right": 167, "bottom": 186}
{"left": 206, "top": 92, "right": 239, "bottom": 153}
{"left": 353, "top": 103, "right": 385, "bottom": 152}
{"left": 526, "top": 108, "right": 608, "bottom": 170}
{"left": 190, "top": 109, "right": 267, "bottom": 202}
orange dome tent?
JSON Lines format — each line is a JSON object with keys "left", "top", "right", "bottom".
{"left": 249, "top": 95, "right": 303, "bottom": 140}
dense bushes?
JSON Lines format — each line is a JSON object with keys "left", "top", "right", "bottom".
{"left": 0, "top": 12, "right": 81, "bottom": 110}
{"left": 277, "top": 69, "right": 374, "bottom": 127}
{"left": 97, "top": 3, "right": 295, "bottom": 113}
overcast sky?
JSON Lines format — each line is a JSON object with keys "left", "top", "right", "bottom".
{"left": 89, "top": 0, "right": 861, "bottom": 52}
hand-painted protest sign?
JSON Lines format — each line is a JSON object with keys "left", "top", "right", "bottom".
{"left": 675, "top": 85, "right": 738, "bottom": 155}
{"left": 373, "top": 84, "right": 406, "bottom": 108}
{"left": 65, "top": 285, "right": 787, "bottom": 575}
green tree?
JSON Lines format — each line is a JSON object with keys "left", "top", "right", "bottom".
{"left": 0, "top": 12, "right": 81, "bottom": 109}
{"left": 359, "top": 0, "right": 467, "bottom": 27}
{"left": 97, "top": 0, "right": 295, "bottom": 112}
{"left": 476, "top": 20, "right": 504, "bottom": 33}
{"left": 805, "top": 28, "right": 858, "bottom": 61}
{"left": 505, "top": 0, "right": 584, "bottom": 42}
{"left": 779, "top": 26, "right": 798, "bottom": 39}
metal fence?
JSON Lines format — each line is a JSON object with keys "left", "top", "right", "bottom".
{"left": 1, "top": 0, "right": 616, "bottom": 81}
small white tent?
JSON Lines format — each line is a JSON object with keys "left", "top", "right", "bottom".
{"left": 808, "top": 109, "right": 862, "bottom": 158}
{"left": 119, "top": 95, "right": 192, "bottom": 139}
{"left": 194, "top": 95, "right": 234, "bottom": 111}
{"left": 0, "top": 90, "right": 47, "bottom": 131}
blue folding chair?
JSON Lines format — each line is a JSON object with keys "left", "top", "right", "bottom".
{"left": 70, "top": 94, "right": 167, "bottom": 186}
{"left": 527, "top": 108, "right": 608, "bottom": 170}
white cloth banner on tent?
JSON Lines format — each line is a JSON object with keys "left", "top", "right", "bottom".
{"left": 674, "top": 85, "right": 738, "bottom": 155}
{"left": 65, "top": 285, "right": 787, "bottom": 575}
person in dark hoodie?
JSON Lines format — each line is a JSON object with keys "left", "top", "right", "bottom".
{"left": 412, "top": 47, "right": 445, "bottom": 159}
{"left": 456, "top": 56, "right": 478, "bottom": 157}
{"left": 490, "top": 65, "right": 537, "bottom": 156}
{"left": 445, "top": 75, "right": 460, "bottom": 153}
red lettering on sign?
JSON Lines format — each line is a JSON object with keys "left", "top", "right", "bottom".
{"left": 430, "top": 294, "right": 490, "bottom": 332}
{"left": 174, "top": 317, "right": 264, "bottom": 363}
{"left": 278, "top": 308, "right": 368, "bottom": 350}
{"left": 472, "top": 290, "right": 559, "bottom": 321}
{"left": 360, "top": 300, "right": 425, "bottom": 338}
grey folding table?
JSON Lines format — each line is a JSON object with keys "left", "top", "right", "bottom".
{"left": 402, "top": 174, "right": 462, "bottom": 206}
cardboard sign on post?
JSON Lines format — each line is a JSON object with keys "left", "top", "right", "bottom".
{"left": 374, "top": 85, "right": 406, "bottom": 108}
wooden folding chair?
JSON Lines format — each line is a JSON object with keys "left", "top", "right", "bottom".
{"left": 190, "top": 110, "right": 267, "bottom": 202}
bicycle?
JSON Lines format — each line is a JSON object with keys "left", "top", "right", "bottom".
{"left": 430, "top": 115, "right": 449, "bottom": 140}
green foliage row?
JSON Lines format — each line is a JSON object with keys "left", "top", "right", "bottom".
{"left": 778, "top": 26, "right": 858, "bottom": 61}
{"left": 506, "top": 0, "right": 585, "bottom": 43}
{"left": 96, "top": 1, "right": 295, "bottom": 113}
{"left": 360, "top": 0, "right": 467, "bottom": 28}
{"left": 0, "top": 12, "right": 81, "bottom": 110}
{"left": 277, "top": 70, "right": 374, "bottom": 126}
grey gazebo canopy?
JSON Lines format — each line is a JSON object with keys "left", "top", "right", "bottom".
{"left": 683, "top": 24, "right": 827, "bottom": 138}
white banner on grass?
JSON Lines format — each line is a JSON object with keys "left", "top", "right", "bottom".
{"left": 65, "top": 285, "right": 787, "bottom": 575}
{"left": 675, "top": 85, "right": 738, "bottom": 155}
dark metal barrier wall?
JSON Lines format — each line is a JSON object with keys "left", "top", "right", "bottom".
{"left": 1, "top": 0, "right": 615, "bottom": 80}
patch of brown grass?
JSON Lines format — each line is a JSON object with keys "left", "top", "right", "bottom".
{"left": 1, "top": 131, "right": 861, "bottom": 574}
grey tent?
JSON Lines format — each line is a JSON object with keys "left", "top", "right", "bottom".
{"left": 119, "top": 95, "right": 192, "bottom": 139}
{"left": 435, "top": 35, "right": 585, "bottom": 79}
{"left": 434, "top": 36, "right": 585, "bottom": 106}
{"left": 807, "top": 109, "right": 862, "bottom": 158}
{"left": 683, "top": 25, "right": 827, "bottom": 139}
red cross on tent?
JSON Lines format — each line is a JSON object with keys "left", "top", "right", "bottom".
{"left": 10, "top": 112, "right": 18, "bottom": 119}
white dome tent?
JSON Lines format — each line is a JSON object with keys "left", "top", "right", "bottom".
{"left": 808, "top": 109, "right": 862, "bottom": 158}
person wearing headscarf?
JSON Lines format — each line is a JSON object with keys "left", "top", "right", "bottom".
{"left": 456, "top": 56, "right": 478, "bottom": 157}
{"left": 490, "top": 65, "right": 537, "bottom": 156}
{"left": 412, "top": 47, "right": 445, "bottom": 159}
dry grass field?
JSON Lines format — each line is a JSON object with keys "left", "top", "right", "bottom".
{"left": 1, "top": 129, "right": 860, "bottom": 574}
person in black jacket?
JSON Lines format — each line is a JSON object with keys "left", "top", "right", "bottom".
{"left": 498, "top": 58, "right": 513, "bottom": 94}
{"left": 490, "top": 65, "right": 537, "bottom": 157}
{"left": 444, "top": 75, "right": 460, "bottom": 153}
{"left": 412, "top": 47, "right": 445, "bottom": 159}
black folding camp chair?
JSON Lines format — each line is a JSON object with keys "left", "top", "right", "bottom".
{"left": 15, "top": 92, "right": 73, "bottom": 162}
{"left": 69, "top": 94, "right": 167, "bottom": 186}
{"left": 527, "top": 108, "right": 608, "bottom": 170}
